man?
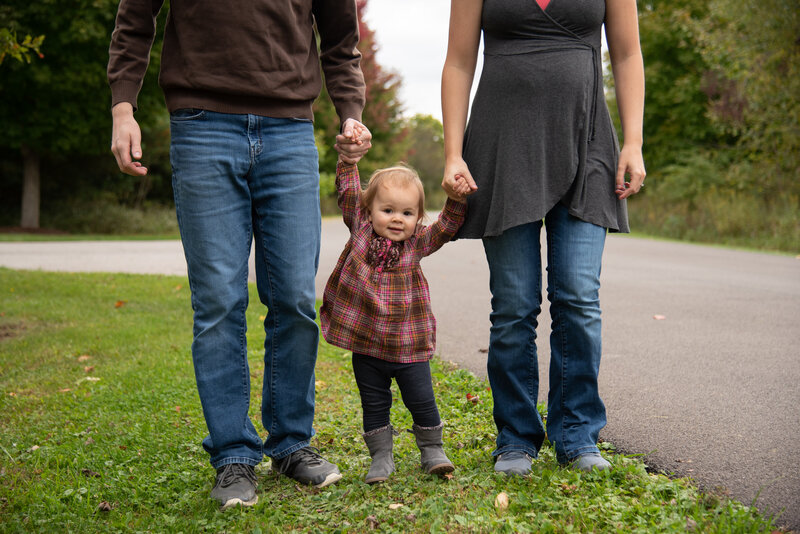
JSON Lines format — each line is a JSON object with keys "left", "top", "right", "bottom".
{"left": 108, "top": 0, "right": 371, "bottom": 509}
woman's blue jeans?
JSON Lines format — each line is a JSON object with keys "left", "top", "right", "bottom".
{"left": 482, "top": 203, "right": 607, "bottom": 463}
{"left": 170, "top": 110, "right": 321, "bottom": 468}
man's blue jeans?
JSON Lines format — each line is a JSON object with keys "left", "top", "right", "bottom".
{"left": 482, "top": 203, "right": 607, "bottom": 463}
{"left": 170, "top": 109, "right": 321, "bottom": 469}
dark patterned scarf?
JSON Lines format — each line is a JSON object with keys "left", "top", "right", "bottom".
{"left": 366, "top": 234, "right": 402, "bottom": 273}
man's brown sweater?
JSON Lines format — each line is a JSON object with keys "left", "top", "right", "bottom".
{"left": 108, "top": 0, "right": 365, "bottom": 122}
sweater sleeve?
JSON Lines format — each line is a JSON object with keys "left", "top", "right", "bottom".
{"left": 416, "top": 199, "right": 467, "bottom": 258}
{"left": 312, "top": 0, "right": 366, "bottom": 124}
{"left": 336, "top": 162, "right": 363, "bottom": 231}
{"left": 107, "top": 0, "right": 165, "bottom": 110}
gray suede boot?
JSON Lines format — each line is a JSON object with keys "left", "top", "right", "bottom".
{"left": 411, "top": 423, "right": 455, "bottom": 475}
{"left": 363, "top": 425, "right": 395, "bottom": 484}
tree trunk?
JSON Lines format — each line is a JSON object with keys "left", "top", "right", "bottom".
{"left": 20, "top": 145, "right": 40, "bottom": 229}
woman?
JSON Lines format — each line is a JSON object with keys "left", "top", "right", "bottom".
{"left": 441, "top": 0, "right": 646, "bottom": 475}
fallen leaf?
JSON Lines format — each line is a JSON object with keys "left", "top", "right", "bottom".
{"left": 85, "top": 377, "right": 100, "bottom": 382}
{"left": 81, "top": 468, "right": 101, "bottom": 478}
{"left": 466, "top": 393, "right": 480, "bottom": 404}
{"left": 77, "top": 355, "right": 91, "bottom": 362}
{"left": 29, "top": 445, "right": 40, "bottom": 452}
{"left": 84, "top": 366, "right": 95, "bottom": 373}
{"left": 388, "top": 503, "right": 404, "bottom": 510}
{"left": 174, "top": 406, "right": 181, "bottom": 413}
{"left": 405, "top": 513, "right": 417, "bottom": 522}
{"left": 174, "top": 285, "right": 183, "bottom": 291}
{"left": 97, "top": 501, "right": 112, "bottom": 512}
{"left": 315, "top": 380, "right": 326, "bottom": 389}
{"left": 114, "top": 300, "right": 127, "bottom": 308}
{"left": 494, "top": 492, "right": 509, "bottom": 509}
{"left": 58, "top": 388, "right": 71, "bottom": 393}
{"left": 443, "top": 473, "right": 454, "bottom": 481}
{"left": 84, "top": 437, "right": 95, "bottom": 445}
{"left": 366, "top": 515, "right": 379, "bottom": 529}
{"left": 653, "top": 314, "right": 666, "bottom": 320}
{"left": 8, "top": 392, "right": 16, "bottom": 397}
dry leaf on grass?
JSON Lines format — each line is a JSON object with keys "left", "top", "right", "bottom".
{"left": 494, "top": 491, "right": 509, "bottom": 509}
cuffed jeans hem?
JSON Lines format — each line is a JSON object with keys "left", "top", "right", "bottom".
{"left": 493, "top": 445, "right": 539, "bottom": 460}
{"left": 557, "top": 445, "right": 601, "bottom": 465}
{"left": 211, "top": 456, "right": 262, "bottom": 470}
{"left": 269, "top": 439, "right": 311, "bottom": 461}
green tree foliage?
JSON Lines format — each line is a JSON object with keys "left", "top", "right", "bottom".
{"left": 0, "top": 28, "right": 44, "bottom": 64}
{"left": 0, "top": 1, "right": 168, "bottom": 227}
{"left": 404, "top": 114, "right": 446, "bottom": 209}
{"left": 692, "top": 0, "right": 799, "bottom": 198}
{"left": 617, "top": 0, "right": 799, "bottom": 250}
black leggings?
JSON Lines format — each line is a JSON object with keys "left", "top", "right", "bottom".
{"left": 352, "top": 353, "right": 441, "bottom": 432}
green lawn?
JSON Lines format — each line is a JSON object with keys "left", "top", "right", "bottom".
{"left": 0, "top": 269, "right": 778, "bottom": 532}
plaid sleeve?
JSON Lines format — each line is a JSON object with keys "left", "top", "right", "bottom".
{"left": 336, "top": 162, "right": 363, "bottom": 231}
{"left": 416, "top": 198, "right": 467, "bottom": 258}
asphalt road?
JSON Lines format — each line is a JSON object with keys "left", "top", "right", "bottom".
{"left": 1, "top": 224, "right": 798, "bottom": 529}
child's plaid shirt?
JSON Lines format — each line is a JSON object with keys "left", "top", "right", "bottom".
{"left": 320, "top": 163, "right": 466, "bottom": 363}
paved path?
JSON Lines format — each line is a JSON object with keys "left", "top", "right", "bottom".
{"left": 1, "top": 225, "right": 798, "bottom": 529}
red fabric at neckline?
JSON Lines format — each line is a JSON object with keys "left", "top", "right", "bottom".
{"left": 537, "top": 0, "right": 551, "bottom": 10}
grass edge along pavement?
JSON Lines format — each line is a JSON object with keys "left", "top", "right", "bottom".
{"left": 0, "top": 269, "right": 782, "bottom": 533}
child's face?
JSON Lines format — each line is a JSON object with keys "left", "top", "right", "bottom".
{"left": 368, "top": 183, "right": 421, "bottom": 242}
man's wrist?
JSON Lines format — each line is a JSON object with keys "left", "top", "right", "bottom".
{"left": 112, "top": 102, "right": 134, "bottom": 118}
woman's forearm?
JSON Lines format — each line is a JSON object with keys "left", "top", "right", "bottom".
{"left": 611, "top": 53, "right": 645, "bottom": 147}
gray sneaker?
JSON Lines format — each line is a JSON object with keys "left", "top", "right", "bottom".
{"left": 570, "top": 453, "right": 611, "bottom": 472}
{"left": 271, "top": 447, "right": 342, "bottom": 488}
{"left": 210, "top": 463, "right": 258, "bottom": 510}
{"left": 494, "top": 451, "right": 533, "bottom": 476}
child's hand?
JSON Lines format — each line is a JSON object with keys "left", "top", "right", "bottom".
{"left": 336, "top": 118, "right": 372, "bottom": 164}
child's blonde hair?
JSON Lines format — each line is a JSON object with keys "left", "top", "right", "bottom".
{"left": 360, "top": 164, "right": 426, "bottom": 220}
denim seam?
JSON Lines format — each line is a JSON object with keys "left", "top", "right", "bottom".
{"left": 550, "top": 224, "right": 569, "bottom": 461}
{"left": 240, "top": 227, "right": 261, "bottom": 448}
{"left": 270, "top": 439, "right": 311, "bottom": 461}
{"left": 212, "top": 456, "right": 260, "bottom": 470}
{"left": 494, "top": 444, "right": 539, "bottom": 459}
{"left": 258, "top": 216, "right": 280, "bottom": 440}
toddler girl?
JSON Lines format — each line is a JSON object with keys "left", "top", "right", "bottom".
{"left": 321, "top": 153, "right": 469, "bottom": 484}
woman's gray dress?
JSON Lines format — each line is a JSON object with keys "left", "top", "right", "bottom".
{"left": 458, "top": 0, "right": 629, "bottom": 238}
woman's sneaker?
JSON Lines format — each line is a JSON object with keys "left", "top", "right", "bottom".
{"left": 210, "top": 463, "right": 258, "bottom": 510}
{"left": 494, "top": 451, "right": 533, "bottom": 476}
{"left": 271, "top": 447, "right": 342, "bottom": 488}
{"left": 570, "top": 453, "right": 611, "bottom": 472}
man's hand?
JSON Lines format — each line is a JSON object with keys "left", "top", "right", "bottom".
{"left": 335, "top": 118, "right": 372, "bottom": 164}
{"left": 111, "top": 102, "right": 148, "bottom": 176}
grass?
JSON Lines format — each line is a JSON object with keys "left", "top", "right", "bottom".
{"left": 0, "top": 269, "right": 780, "bottom": 533}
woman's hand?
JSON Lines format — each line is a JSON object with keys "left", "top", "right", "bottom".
{"left": 614, "top": 144, "right": 646, "bottom": 199}
{"left": 442, "top": 157, "right": 478, "bottom": 199}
